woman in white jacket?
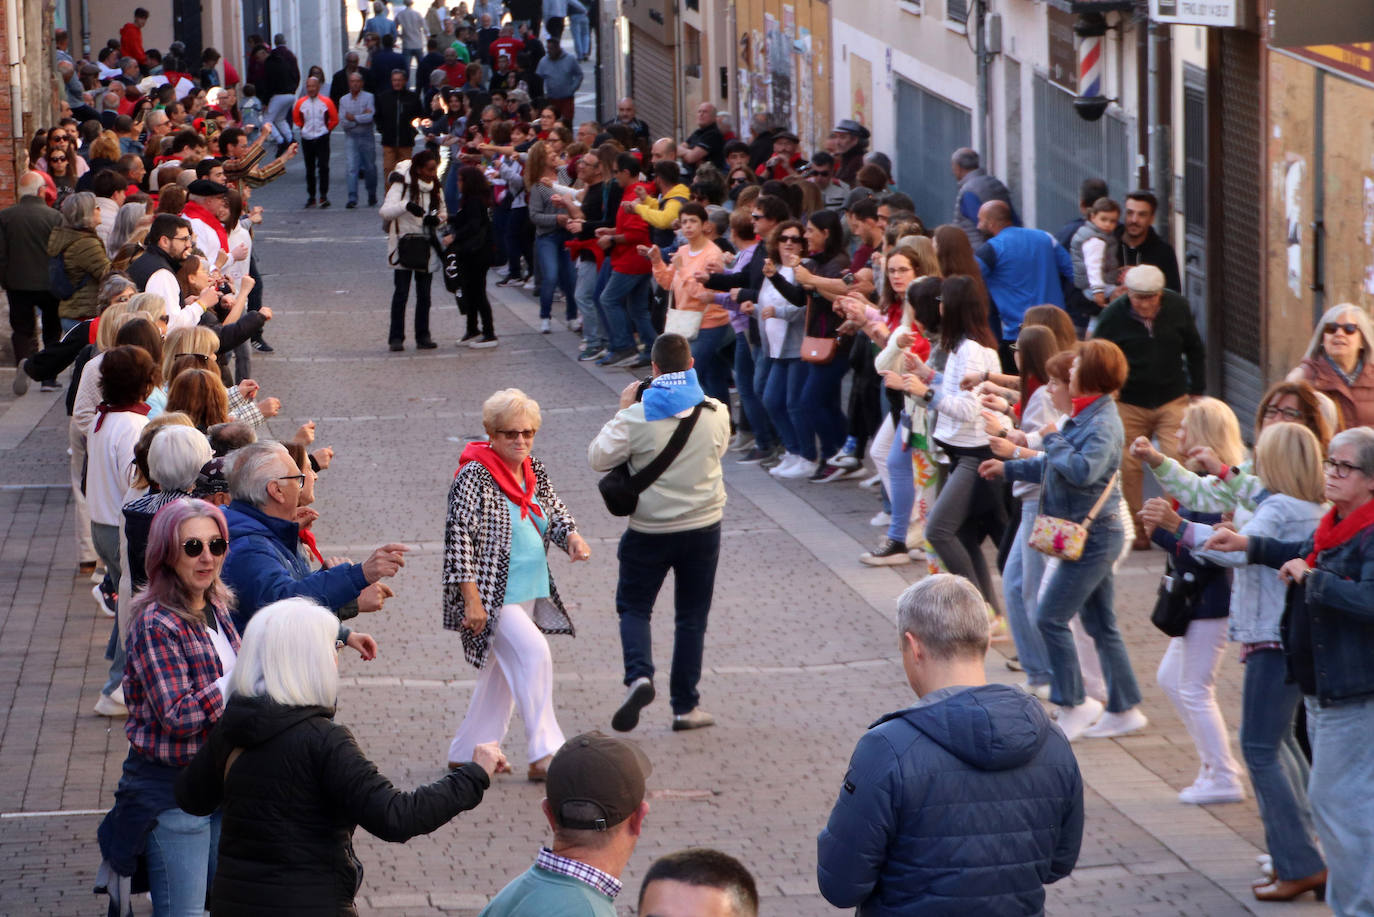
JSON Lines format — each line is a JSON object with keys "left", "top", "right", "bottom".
{"left": 380, "top": 150, "right": 448, "bottom": 351}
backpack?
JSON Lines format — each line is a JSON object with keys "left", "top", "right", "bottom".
{"left": 48, "top": 253, "right": 85, "bottom": 300}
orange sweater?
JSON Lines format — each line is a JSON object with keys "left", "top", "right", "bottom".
{"left": 652, "top": 242, "right": 727, "bottom": 328}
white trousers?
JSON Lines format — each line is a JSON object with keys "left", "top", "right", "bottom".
{"left": 69, "top": 419, "right": 96, "bottom": 564}
{"left": 871, "top": 412, "right": 896, "bottom": 495}
{"left": 1157, "top": 616, "right": 1240, "bottom": 780}
{"left": 448, "top": 603, "right": 565, "bottom": 765}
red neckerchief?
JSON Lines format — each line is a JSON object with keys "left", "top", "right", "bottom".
{"left": 1305, "top": 500, "right": 1374, "bottom": 566}
{"left": 93, "top": 401, "right": 150, "bottom": 432}
{"left": 299, "top": 528, "right": 325, "bottom": 566}
{"left": 88, "top": 316, "right": 100, "bottom": 344}
{"left": 457, "top": 441, "right": 544, "bottom": 523}
{"left": 182, "top": 200, "right": 229, "bottom": 251}
{"left": 1070, "top": 395, "right": 1102, "bottom": 418}
{"left": 1014, "top": 376, "right": 1043, "bottom": 421}
{"left": 565, "top": 236, "right": 605, "bottom": 267}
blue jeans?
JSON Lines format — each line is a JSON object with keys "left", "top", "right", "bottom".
{"left": 574, "top": 258, "right": 605, "bottom": 348}
{"left": 91, "top": 522, "right": 125, "bottom": 696}
{"left": 734, "top": 332, "right": 773, "bottom": 449}
{"left": 535, "top": 232, "right": 578, "bottom": 320}
{"left": 617, "top": 523, "right": 721, "bottom": 715}
{"left": 600, "top": 271, "right": 655, "bottom": 352}
{"left": 344, "top": 133, "right": 378, "bottom": 204}
{"left": 795, "top": 357, "right": 849, "bottom": 462}
{"left": 145, "top": 807, "right": 221, "bottom": 916}
{"left": 1305, "top": 694, "right": 1374, "bottom": 914}
{"left": 503, "top": 207, "right": 530, "bottom": 279}
{"left": 762, "top": 356, "right": 806, "bottom": 457}
{"left": 1036, "top": 524, "right": 1142, "bottom": 712}
{"left": 885, "top": 419, "right": 916, "bottom": 544}
{"left": 691, "top": 324, "right": 733, "bottom": 405}
{"left": 1003, "top": 500, "right": 1051, "bottom": 685}
{"left": 570, "top": 13, "right": 592, "bottom": 58}
{"left": 1241, "top": 649, "right": 1323, "bottom": 882}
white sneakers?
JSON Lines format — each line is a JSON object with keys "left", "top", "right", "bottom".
{"left": 1178, "top": 765, "right": 1246, "bottom": 805}
{"left": 93, "top": 686, "right": 127, "bottom": 717}
{"left": 869, "top": 511, "right": 891, "bottom": 527}
{"left": 1020, "top": 681, "right": 1051, "bottom": 702}
{"left": 1055, "top": 698, "right": 1105, "bottom": 741}
{"left": 769, "top": 455, "right": 817, "bottom": 479}
{"left": 1081, "top": 707, "right": 1149, "bottom": 739}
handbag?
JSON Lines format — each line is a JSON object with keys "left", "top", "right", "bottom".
{"left": 598, "top": 403, "right": 706, "bottom": 516}
{"left": 1150, "top": 559, "right": 1195, "bottom": 637}
{"left": 800, "top": 298, "right": 838, "bottom": 364}
{"left": 389, "top": 189, "right": 439, "bottom": 271}
{"left": 1029, "top": 471, "right": 1119, "bottom": 561}
{"left": 663, "top": 292, "right": 704, "bottom": 340}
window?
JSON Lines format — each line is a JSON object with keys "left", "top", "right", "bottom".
{"left": 947, "top": 0, "right": 968, "bottom": 25}
{"left": 899, "top": 0, "right": 924, "bottom": 14}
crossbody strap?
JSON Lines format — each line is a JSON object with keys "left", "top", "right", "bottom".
{"left": 626, "top": 403, "right": 709, "bottom": 494}
{"left": 1081, "top": 470, "right": 1120, "bottom": 527}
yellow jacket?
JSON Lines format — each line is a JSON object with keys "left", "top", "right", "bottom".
{"left": 633, "top": 183, "right": 691, "bottom": 229}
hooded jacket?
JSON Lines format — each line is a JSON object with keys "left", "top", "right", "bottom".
{"left": 817, "top": 684, "right": 1082, "bottom": 916}
{"left": 47, "top": 224, "right": 111, "bottom": 318}
{"left": 175, "top": 695, "right": 490, "bottom": 916}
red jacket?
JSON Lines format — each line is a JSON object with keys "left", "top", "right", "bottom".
{"left": 610, "top": 181, "right": 654, "bottom": 275}
{"left": 488, "top": 36, "right": 524, "bottom": 66}
{"left": 120, "top": 22, "right": 147, "bottom": 65}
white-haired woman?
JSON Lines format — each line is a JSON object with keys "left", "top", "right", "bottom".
{"left": 443, "top": 388, "right": 591, "bottom": 779}
{"left": 1287, "top": 303, "right": 1374, "bottom": 429}
{"left": 176, "top": 599, "right": 506, "bottom": 916}
{"left": 46, "top": 190, "right": 111, "bottom": 330}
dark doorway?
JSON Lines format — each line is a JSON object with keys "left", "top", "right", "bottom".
{"left": 242, "top": 0, "right": 271, "bottom": 51}
{"left": 173, "top": 0, "right": 204, "bottom": 62}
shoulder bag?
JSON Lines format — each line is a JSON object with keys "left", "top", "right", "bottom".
{"left": 390, "top": 190, "right": 439, "bottom": 272}
{"left": 663, "top": 290, "right": 704, "bottom": 340}
{"left": 1029, "top": 470, "right": 1119, "bottom": 562}
{"left": 598, "top": 403, "right": 707, "bottom": 516}
{"left": 800, "top": 296, "right": 838, "bottom": 364}
{"left": 1150, "top": 557, "right": 1196, "bottom": 637}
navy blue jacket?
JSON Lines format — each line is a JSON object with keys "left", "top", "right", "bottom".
{"left": 817, "top": 684, "right": 1083, "bottom": 916}
{"left": 221, "top": 500, "right": 367, "bottom": 633}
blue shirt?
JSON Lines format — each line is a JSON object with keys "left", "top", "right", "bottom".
{"left": 503, "top": 497, "right": 549, "bottom": 606}
{"left": 365, "top": 14, "right": 397, "bottom": 37}
{"left": 976, "top": 226, "right": 1072, "bottom": 340}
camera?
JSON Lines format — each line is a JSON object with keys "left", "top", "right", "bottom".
{"left": 216, "top": 279, "right": 233, "bottom": 296}
{"left": 634, "top": 378, "right": 652, "bottom": 402}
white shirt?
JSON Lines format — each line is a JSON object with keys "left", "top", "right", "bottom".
{"left": 296, "top": 95, "right": 334, "bottom": 141}
{"left": 86, "top": 410, "right": 148, "bottom": 526}
{"left": 186, "top": 215, "right": 223, "bottom": 268}
{"left": 207, "top": 617, "right": 238, "bottom": 698}
{"left": 145, "top": 269, "right": 205, "bottom": 333}
{"left": 933, "top": 337, "right": 1002, "bottom": 448}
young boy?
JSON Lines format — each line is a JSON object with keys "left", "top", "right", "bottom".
{"left": 1070, "top": 196, "right": 1121, "bottom": 313}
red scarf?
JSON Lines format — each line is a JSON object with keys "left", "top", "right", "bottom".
{"left": 1014, "top": 376, "right": 1043, "bottom": 421}
{"left": 457, "top": 441, "right": 544, "bottom": 523}
{"left": 299, "top": 528, "right": 325, "bottom": 566}
{"left": 181, "top": 200, "right": 229, "bottom": 251}
{"left": 1070, "top": 395, "right": 1102, "bottom": 418}
{"left": 93, "top": 401, "right": 150, "bottom": 432}
{"left": 1305, "top": 500, "right": 1374, "bottom": 566}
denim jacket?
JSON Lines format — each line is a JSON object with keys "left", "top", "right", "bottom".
{"left": 1004, "top": 394, "right": 1123, "bottom": 536}
{"left": 1250, "top": 524, "right": 1374, "bottom": 706}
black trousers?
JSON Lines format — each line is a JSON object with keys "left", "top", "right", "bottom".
{"left": 303, "top": 135, "right": 331, "bottom": 199}
{"left": 390, "top": 269, "right": 432, "bottom": 343}
{"left": 7, "top": 289, "right": 60, "bottom": 378}
{"left": 460, "top": 262, "right": 494, "bottom": 338}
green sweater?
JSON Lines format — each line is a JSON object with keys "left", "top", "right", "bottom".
{"left": 480, "top": 865, "right": 617, "bottom": 917}
{"left": 1093, "top": 290, "right": 1206, "bottom": 408}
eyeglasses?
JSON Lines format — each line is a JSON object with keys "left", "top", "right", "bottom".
{"left": 1324, "top": 458, "right": 1363, "bottom": 479}
{"left": 173, "top": 234, "right": 192, "bottom": 243}
{"left": 1323, "top": 322, "right": 1360, "bottom": 336}
{"left": 750, "top": 213, "right": 764, "bottom": 220}
{"left": 495, "top": 429, "right": 537, "bottom": 440}
{"left": 276, "top": 473, "right": 306, "bottom": 486}
{"left": 182, "top": 537, "right": 228, "bottom": 557}
{"left": 1262, "top": 405, "right": 1303, "bottom": 421}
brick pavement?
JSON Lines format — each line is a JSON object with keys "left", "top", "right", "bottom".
{"left": 0, "top": 137, "right": 1331, "bottom": 916}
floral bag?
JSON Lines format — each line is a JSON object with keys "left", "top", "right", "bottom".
{"left": 1029, "top": 471, "right": 1119, "bottom": 562}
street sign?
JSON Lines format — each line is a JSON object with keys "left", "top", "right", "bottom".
{"left": 1149, "top": 0, "right": 1241, "bottom": 27}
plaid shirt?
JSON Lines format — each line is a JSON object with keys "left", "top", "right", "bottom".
{"left": 124, "top": 601, "right": 240, "bottom": 766}
{"left": 534, "top": 847, "right": 622, "bottom": 900}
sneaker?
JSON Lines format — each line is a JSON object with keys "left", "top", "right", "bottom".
{"left": 859, "top": 538, "right": 912, "bottom": 566}
{"left": 251, "top": 339, "right": 275, "bottom": 353}
{"left": 496, "top": 275, "right": 523, "bottom": 287}
{"left": 468, "top": 336, "right": 499, "bottom": 349}
{"left": 93, "top": 693, "right": 127, "bottom": 717}
{"left": 906, "top": 546, "right": 926, "bottom": 561}
{"left": 869, "top": 510, "right": 891, "bottom": 527}
{"left": 624, "top": 354, "right": 652, "bottom": 369}
{"left": 345, "top": 200, "right": 357, "bottom": 209}
{"left": 40, "top": 380, "right": 61, "bottom": 392}
{"left": 13, "top": 361, "right": 30, "bottom": 395}
{"left": 1080, "top": 707, "right": 1149, "bottom": 739}
{"left": 389, "top": 340, "right": 404, "bottom": 352}
{"left": 775, "top": 458, "right": 818, "bottom": 479}
{"left": 611, "top": 677, "right": 655, "bottom": 732}
{"left": 459, "top": 331, "right": 482, "bottom": 343}
{"left": 1019, "top": 681, "right": 1052, "bottom": 701}
{"left": 769, "top": 454, "right": 799, "bottom": 477}
{"left": 812, "top": 463, "right": 860, "bottom": 483}
{"left": 522, "top": 278, "right": 537, "bottom": 291}
{"left": 319, "top": 198, "right": 331, "bottom": 209}
{"left": 730, "top": 431, "right": 756, "bottom": 453}
{"left": 540, "top": 318, "right": 551, "bottom": 334}
{"left": 858, "top": 473, "right": 882, "bottom": 489}
{"left": 1055, "top": 697, "right": 1104, "bottom": 742}
{"left": 417, "top": 338, "right": 438, "bottom": 350}
{"left": 829, "top": 453, "right": 862, "bottom": 470}
{"left": 566, "top": 316, "right": 583, "bottom": 332}
{"left": 578, "top": 346, "right": 606, "bottom": 361}
{"left": 759, "top": 447, "right": 786, "bottom": 468}
{"left": 598, "top": 346, "right": 638, "bottom": 366}
{"left": 304, "top": 197, "right": 316, "bottom": 208}
{"left": 736, "top": 446, "right": 772, "bottom": 465}
{"left": 672, "top": 708, "right": 716, "bottom": 731}
{"left": 368, "top": 195, "right": 378, "bottom": 206}
{"left": 92, "top": 583, "right": 116, "bottom": 617}
{"left": 1178, "top": 774, "right": 1246, "bottom": 805}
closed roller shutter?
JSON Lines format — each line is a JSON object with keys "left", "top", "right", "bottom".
{"left": 630, "top": 26, "right": 677, "bottom": 141}
{"left": 895, "top": 79, "right": 972, "bottom": 228}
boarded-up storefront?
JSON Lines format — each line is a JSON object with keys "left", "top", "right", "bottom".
{"left": 731, "top": 0, "right": 831, "bottom": 157}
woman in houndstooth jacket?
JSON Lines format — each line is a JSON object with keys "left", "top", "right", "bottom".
{"left": 443, "top": 389, "right": 592, "bottom": 780}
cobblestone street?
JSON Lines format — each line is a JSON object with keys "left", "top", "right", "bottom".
{"left": 0, "top": 145, "right": 1330, "bottom": 917}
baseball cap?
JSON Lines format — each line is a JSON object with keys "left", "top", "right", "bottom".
{"left": 186, "top": 178, "right": 229, "bottom": 196}
{"left": 546, "top": 732, "right": 652, "bottom": 831}
{"left": 1124, "top": 264, "right": 1165, "bottom": 295}
{"left": 833, "top": 118, "right": 870, "bottom": 140}
{"left": 773, "top": 130, "right": 799, "bottom": 143}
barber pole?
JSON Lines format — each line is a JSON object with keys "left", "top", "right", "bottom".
{"left": 1077, "top": 32, "right": 1102, "bottom": 100}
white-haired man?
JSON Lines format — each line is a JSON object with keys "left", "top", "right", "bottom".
{"left": 1, "top": 171, "right": 64, "bottom": 392}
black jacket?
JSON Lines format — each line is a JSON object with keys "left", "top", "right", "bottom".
{"left": 175, "top": 695, "right": 490, "bottom": 916}
{"left": 329, "top": 65, "right": 375, "bottom": 104}
{"left": 376, "top": 88, "right": 423, "bottom": 148}
{"left": 0, "top": 196, "right": 63, "bottom": 291}
{"left": 1113, "top": 225, "right": 1182, "bottom": 293}
{"left": 128, "top": 246, "right": 179, "bottom": 292}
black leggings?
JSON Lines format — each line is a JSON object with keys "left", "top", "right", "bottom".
{"left": 460, "top": 262, "right": 494, "bottom": 338}
{"left": 389, "top": 269, "right": 432, "bottom": 343}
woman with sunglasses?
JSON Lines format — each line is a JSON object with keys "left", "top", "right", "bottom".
{"left": 43, "top": 145, "right": 78, "bottom": 206}
{"left": 756, "top": 220, "right": 810, "bottom": 476}
{"left": 1287, "top": 303, "right": 1374, "bottom": 430}
{"left": 445, "top": 389, "right": 590, "bottom": 780}
{"left": 97, "top": 497, "right": 240, "bottom": 916}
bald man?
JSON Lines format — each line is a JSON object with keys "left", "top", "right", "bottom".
{"left": 604, "top": 97, "right": 652, "bottom": 147}
{"left": 1, "top": 171, "right": 64, "bottom": 391}
{"left": 677, "top": 102, "right": 725, "bottom": 180}
{"left": 974, "top": 199, "right": 1072, "bottom": 371}
{"left": 650, "top": 137, "right": 676, "bottom": 164}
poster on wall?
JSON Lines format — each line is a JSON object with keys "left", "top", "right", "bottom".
{"left": 850, "top": 53, "right": 872, "bottom": 127}
{"left": 765, "top": 13, "right": 792, "bottom": 126}
{"left": 797, "top": 27, "right": 814, "bottom": 153}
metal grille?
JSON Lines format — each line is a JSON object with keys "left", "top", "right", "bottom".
{"left": 1032, "top": 74, "right": 1132, "bottom": 232}
{"left": 629, "top": 27, "right": 678, "bottom": 141}
{"left": 894, "top": 79, "right": 972, "bottom": 228}
{"left": 1215, "top": 31, "right": 1261, "bottom": 364}
{"left": 1183, "top": 80, "right": 1206, "bottom": 235}
{"left": 947, "top": 0, "right": 969, "bottom": 25}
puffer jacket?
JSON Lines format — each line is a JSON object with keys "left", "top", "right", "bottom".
{"left": 175, "top": 695, "right": 490, "bottom": 916}
{"left": 47, "top": 224, "right": 110, "bottom": 318}
{"left": 379, "top": 159, "right": 447, "bottom": 274}
{"left": 1250, "top": 520, "right": 1374, "bottom": 706}
{"left": 817, "top": 684, "right": 1082, "bottom": 916}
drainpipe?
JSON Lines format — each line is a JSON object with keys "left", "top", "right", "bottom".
{"left": 1148, "top": 21, "right": 1171, "bottom": 240}
{"left": 7, "top": 0, "right": 23, "bottom": 166}
{"left": 80, "top": 0, "right": 91, "bottom": 58}
{"left": 975, "top": 0, "right": 989, "bottom": 159}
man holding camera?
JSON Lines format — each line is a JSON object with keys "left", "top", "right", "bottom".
{"left": 588, "top": 334, "right": 732, "bottom": 734}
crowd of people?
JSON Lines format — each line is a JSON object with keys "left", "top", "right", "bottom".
{"left": 8, "top": 2, "right": 1374, "bottom": 916}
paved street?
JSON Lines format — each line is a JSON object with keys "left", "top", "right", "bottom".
{"left": 0, "top": 139, "right": 1331, "bottom": 916}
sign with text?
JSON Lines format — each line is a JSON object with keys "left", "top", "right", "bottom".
{"left": 1287, "top": 44, "right": 1374, "bottom": 90}
{"left": 1150, "top": 0, "right": 1240, "bottom": 27}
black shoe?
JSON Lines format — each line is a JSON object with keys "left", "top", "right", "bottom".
{"left": 305, "top": 197, "right": 316, "bottom": 208}
{"left": 251, "top": 339, "right": 274, "bottom": 353}
{"left": 319, "top": 198, "right": 331, "bottom": 209}
{"left": 460, "top": 330, "right": 481, "bottom": 343}
{"left": 39, "top": 380, "right": 60, "bottom": 392}
{"left": 389, "top": 340, "right": 404, "bottom": 352}
{"left": 417, "top": 338, "right": 438, "bottom": 350}
{"left": 345, "top": 200, "right": 357, "bottom": 209}
{"left": 368, "top": 196, "right": 377, "bottom": 206}
{"left": 612, "top": 677, "right": 655, "bottom": 732}
{"left": 859, "top": 538, "right": 913, "bottom": 567}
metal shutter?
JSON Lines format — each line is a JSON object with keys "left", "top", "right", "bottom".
{"left": 629, "top": 26, "right": 677, "bottom": 141}
{"left": 895, "top": 79, "right": 972, "bottom": 228}
{"left": 1032, "top": 74, "right": 1131, "bottom": 232}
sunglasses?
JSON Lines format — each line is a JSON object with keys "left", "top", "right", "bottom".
{"left": 1324, "top": 322, "right": 1360, "bottom": 336}
{"left": 50, "top": 155, "right": 67, "bottom": 162}
{"left": 811, "top": 170, "right": 831, "bottom": 177}
{"left": 496, "top": 429, "right": 537, "bottom": 440}
{"left": 182, "top": 537, "right": 228, "bottom": 557}
{"left": 750, "top": 213, "right": 764, "bottom": 220}
{"left": 778, "top": 235, "right": 804, "bottom": 244}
